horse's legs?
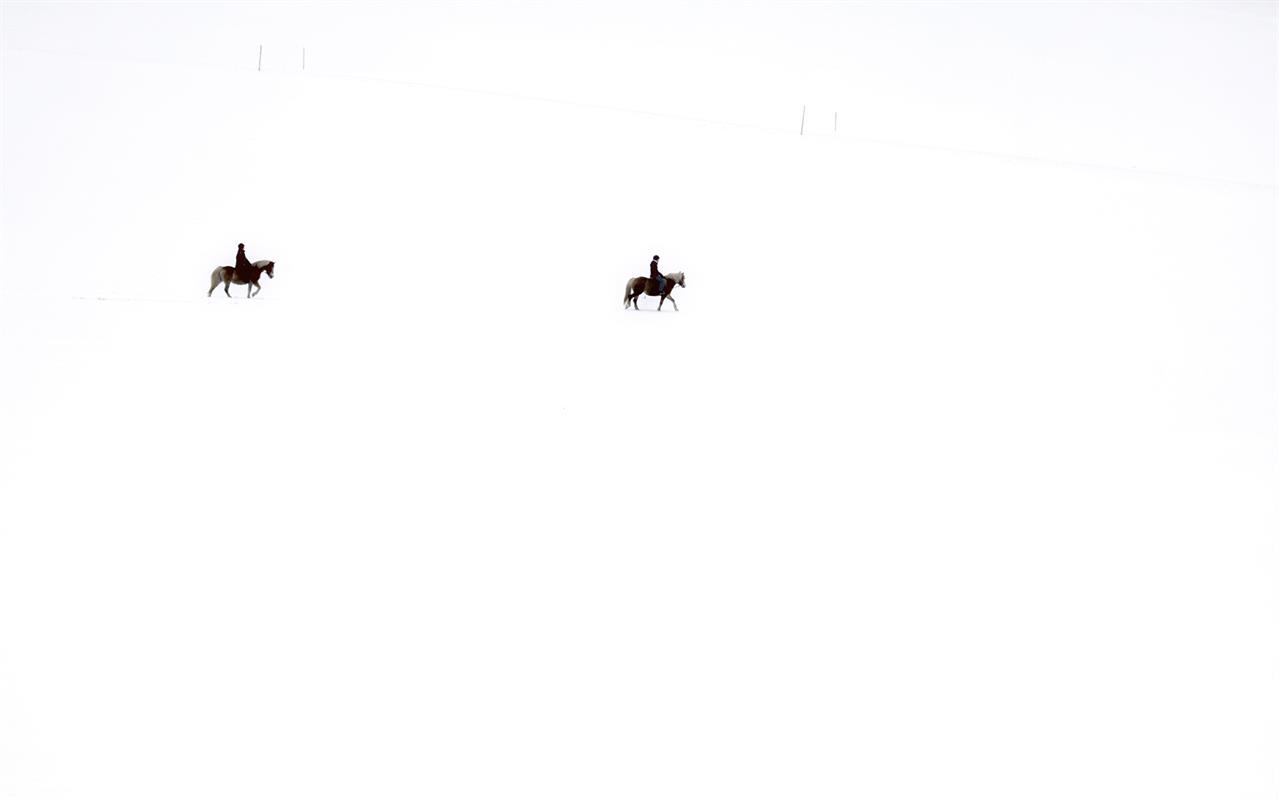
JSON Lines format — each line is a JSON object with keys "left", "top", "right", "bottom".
{"left": 247, "top": 282, "right": 255, "bottom": 298}
{"left": 657, "top": 294, "right": 665, "bottom": 311}
{"left": 223, "top": 280, "right": 231, "bottom": 297}
{"left": 667, "top": 295, "right": 678, "bottom": 311}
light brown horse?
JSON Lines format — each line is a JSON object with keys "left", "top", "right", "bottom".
{"left": 623, "top": 271, "right": 684, "bottom": 311}
{"left": 208, "top": 260, "right": 275, "bottom": 298}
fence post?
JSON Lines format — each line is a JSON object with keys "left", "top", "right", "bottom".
{"left": 800, "top": 105, "right": 806, "bottom": 136}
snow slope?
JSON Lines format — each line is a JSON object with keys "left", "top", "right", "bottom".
{"left": 2, "top": 14, "right": 1276, "bottom": 799}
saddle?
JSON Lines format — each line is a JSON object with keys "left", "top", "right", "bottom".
{"left": 232, "top": 263, "right": 265, "bottom": 283}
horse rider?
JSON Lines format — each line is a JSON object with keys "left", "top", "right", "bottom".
{"left": 235, "top": 243, "right": 253, "bottom": 274}
{"left": 649, "top": 254, "right": 665, "bottom": 294}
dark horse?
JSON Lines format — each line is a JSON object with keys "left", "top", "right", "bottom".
{"left": 208, "top": 260, "right": 275, "bottom": 298}
{"left": 623, "top": 271, "right": 685, "bottom": 311}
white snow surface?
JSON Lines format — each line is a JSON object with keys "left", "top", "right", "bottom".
{"left": 1, "top": 6, "right": 1276, "bottom": 798}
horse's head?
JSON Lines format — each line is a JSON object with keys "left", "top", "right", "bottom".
{"left": 673, "top": 272, "right": 685, "bottom": 288}
{"left": 263, "top": 261, "right": 275, "bottom": 279}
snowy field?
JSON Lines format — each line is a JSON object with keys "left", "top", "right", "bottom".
{"left": 2, "top": 4, "right": 1276, "bottom": 798}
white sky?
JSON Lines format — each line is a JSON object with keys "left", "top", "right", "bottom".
{"left": 1, "top": 3, "right": 1277, "bottom": 798}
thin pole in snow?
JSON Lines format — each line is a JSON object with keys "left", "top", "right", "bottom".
{"left": 302, "top": 48, "right": 306, "bottom": 70}
{"left": 258, "top": 45, "right": 262, "bottom": 71}
{"left": 800, "top": 105, "right": 806, "bottom": 136}
{"left": 834, "top": 111, "right": 838, "bottom": 133}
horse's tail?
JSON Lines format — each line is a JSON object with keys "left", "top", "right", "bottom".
{"left": 623, "top": 279, "right": 632, "bottom": 307}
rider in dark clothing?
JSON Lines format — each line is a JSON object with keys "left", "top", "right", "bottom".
{"left": 649, "top": 254, "right": 665, "bottom": 294}
{"left": 235, "top": 243, "right": 252, "bottom": 274}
